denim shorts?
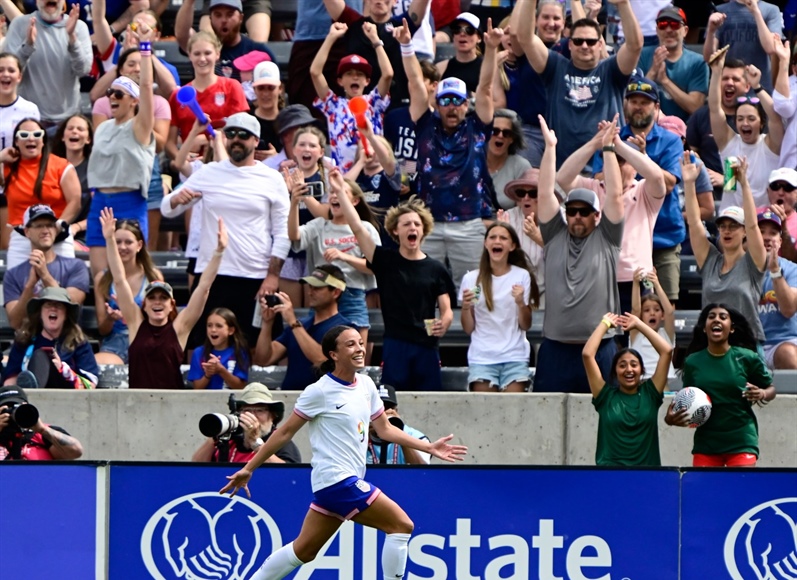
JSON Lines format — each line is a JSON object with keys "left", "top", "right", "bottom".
{"left": 311, "top": 476, "right": 381, "bottom": 521}
{"left": 337, "top": 287, "right": 369, "bottom": 329}
{"left": 280, "top": 255, "right": 307, "bottom": 281}
{"left": 468, "top": 361, "right": 531, "bottom": 390}
{"left": 99, "top": 331, "right": 130, "bottom": 364}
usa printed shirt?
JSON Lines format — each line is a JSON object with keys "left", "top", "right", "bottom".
{"left": 314, "top": 89, "right": 390, "bottom": 172}
{"left": 414, "top": 109, "right": 494, "bottom": 222}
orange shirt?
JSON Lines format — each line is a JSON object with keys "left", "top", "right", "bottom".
{"left": 3, "top": 155, "right": 71, "bottom": 225}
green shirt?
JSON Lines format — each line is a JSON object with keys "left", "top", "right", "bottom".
{"left": 682, "top": 346, "right": 772, "bottom": 457}
{"left": 593, "top": 379, "right": 663, "bottom": 466}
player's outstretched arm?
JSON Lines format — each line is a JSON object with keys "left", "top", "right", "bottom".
{"left": 371, "top": 413, "right": 467, "bottom": 462}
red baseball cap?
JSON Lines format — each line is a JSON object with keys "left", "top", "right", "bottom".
{"left": 337, "top": 54, "right": 372, "bottom": 78}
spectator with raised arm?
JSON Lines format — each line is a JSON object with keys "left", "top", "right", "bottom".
{"left": 337, "top": 165, "right": 454, "bottom": 391}
{"left": 630, "top": 267, "right": 676, "bottom": 382}
{"left": 757, "top": 209, "right": 797, "bottom": 369}
{"left": 310, "top": 22, "right": 393, "bottom": 172}
{"left": 772, "top": 37, "right": 796, "bottom": 171}
{"left": 4, "top": 0, "right": 91, "bottom": 130}
{"left": 103, "top": 207, "right": 228, "bottom": 389}
{"left": 558, "top": 116, "right": 667, "bottom": 314}
{"left": 583, "top": 312, "right": 673, "bottom": 466}
{"left": 86, "top": 23, "right": 157, "bottom": 279}
{"left": 515, "top": 0, "right": 642, "bottom": 166}
{"left": 703, "top": 0, "right": 783, "bottom": 94}
{"left": 411, "top": 18, "right": 503, "bottom": 294}
{"left": 684, "top": 153, "right": 768, "bottom": 346}
{"left": 534, "top": 115, "right": 625, "bottom": 394}
{"left": 709, "top": 49, "right": 784, "bottom": 211}
{"left": 638, "top": 6, "right": 708, "bottom": 121}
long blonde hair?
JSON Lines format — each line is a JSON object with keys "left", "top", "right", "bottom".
{"left": 293, "top": 126, "right": 328, "bottom": 187}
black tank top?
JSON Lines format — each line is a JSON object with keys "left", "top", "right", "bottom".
{"left": 128, "top": 319, "right": 185, "bottom": 389}
{"left": 442, "top": 56, "right": 484, "bottom": 96}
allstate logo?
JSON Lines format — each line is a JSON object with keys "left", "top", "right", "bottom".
{"left": 724, "top": 497, "right": 797, "bottom": 579}
{"left": 140, "top": 492, "right": 283, "bottom": 580}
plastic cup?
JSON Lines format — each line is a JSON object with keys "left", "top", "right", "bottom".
{"left": 424, "top": 319, "right": 436, "bottom": 336}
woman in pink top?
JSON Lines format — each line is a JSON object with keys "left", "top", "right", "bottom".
{"left": 557, "top": 121, "right": 667, "bottom": 314}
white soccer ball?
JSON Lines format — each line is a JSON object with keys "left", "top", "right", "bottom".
{"left": 672, "top": 386, "right": 713, "bottom": 428}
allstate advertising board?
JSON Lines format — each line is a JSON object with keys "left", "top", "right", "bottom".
{"left": 680, "top": 470, "right": 797, "bottom": 580}
{"left": 109, "top": 465, "right": 679, "bottom": 580}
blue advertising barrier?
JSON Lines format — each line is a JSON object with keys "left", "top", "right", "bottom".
{"left": 109, "top": 465, "right": 680, "bottom": 580}
{"left": 0, "top": 463, "right": 98, "bottom": 579}
{"left": 681, "top": 469, "right": 797, "bottom": 580}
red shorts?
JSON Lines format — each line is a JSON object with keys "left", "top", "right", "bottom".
{"left": 692, "top": 452, "right": 757, "bottom": 467}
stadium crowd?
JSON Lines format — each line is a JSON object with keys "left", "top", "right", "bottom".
{"left": 0, "top": 0, "right": 795, "bottom": 422}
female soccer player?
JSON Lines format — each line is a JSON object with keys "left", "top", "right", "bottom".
{"left": 221, "top": 325, "right": 467, "bottom": 580}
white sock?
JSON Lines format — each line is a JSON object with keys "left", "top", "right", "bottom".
{"left": 382, "top": 533, "right": 411, "bottom": 579}
{"left": 250, "top": 541, "right": 304, "bottom": 580}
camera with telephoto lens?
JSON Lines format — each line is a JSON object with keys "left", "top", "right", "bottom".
{"left": 198, "top": 394, "right": 243, "bottom": 441}
{"left": 0, "top": 402, "right": 39, "bottom": 431}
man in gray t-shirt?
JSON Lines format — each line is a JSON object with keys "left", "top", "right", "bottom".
{"left": 533, "top": 121, "right": 625, "bottom": 394}
{"left": 515, "top": 0, "right": 643, "bottom": 166}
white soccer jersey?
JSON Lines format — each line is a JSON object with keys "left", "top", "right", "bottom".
{"left": 294, "top": 373, "right": 384, "bottom": 492}
{"left": 0, "top": 96, "right": 39, "bottom": 150}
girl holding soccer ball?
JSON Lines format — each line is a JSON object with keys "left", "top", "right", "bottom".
{"left": 582, "top": 312, "right": 674, "bottom": 466}
{"left": 668, "top": 304, "right": 776, "bottom": 467}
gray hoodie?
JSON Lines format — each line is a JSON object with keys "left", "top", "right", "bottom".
{"left": 5, "top": 12, "right": 92, "bottom": 123}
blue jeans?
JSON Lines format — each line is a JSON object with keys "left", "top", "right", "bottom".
{"left": 534, "top": 338, "right": 617, "bottom": 394}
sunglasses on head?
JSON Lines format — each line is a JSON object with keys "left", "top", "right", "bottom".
{"left": 491, "top": 128, "right": 513, "bottom": 139}
{"left": 571, "top": 37, "right": 600, "bottom": 47}
{"left": 223, "top": 128, "right": 255, "bottom": 140}
{"left": 627, "top": 81, "right": 653, "bottom": 93}
{"left": 514, "top": 188, "right": 537, "bottom": 198}
{"left": 737, "top": 96, "right": 760, "bottom": 106}
{"left": 656, "top": 20, "right": 682, "bottom": 31}
{"left": 565, "top": 206, "right": 595, "bottom": 217}
{"left": 452, "top": 25, "right": 477, "bottom": 36}
{"left": 770, "top": 181, "right": 797, "bottom": 193}
{"left": 437, "top": 96, "right": 467, "bottom": 107}
{"left": 117, "top": 218, "right": 141, "bottom": 228}
{"left": 16, "top": 129, "right": 45, "bottom": 140}
{"left": 106, "top": 88, "right": 128, "bottom": 99}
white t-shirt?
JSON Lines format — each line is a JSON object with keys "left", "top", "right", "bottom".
{"left": 719, "top": 134, "right": 780, "bottom": 211}
{"left": 629, "top": 326, "right": 677, "bottom": 382}
{"left": 166, "top": 159, "right": 291, "bottom": 278}
{"left": 294, "top": 372, "right": 384, "bottom": 492}
{"left": 294, "top": 218, "right": 381, "bottom": 290}
{"left": 458, "top": 266, "right": 532, "bottom": 365}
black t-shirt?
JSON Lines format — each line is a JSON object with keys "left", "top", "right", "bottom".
{"left": 251, "top": 107, "right": 282, "bottom": 153}
{"left": 686, "top": 104, "right": 737, "bottom": 174}
{"left": 367, "top": 245, "right": 454, "bottom": 348}
{"left": 441, "top": 57, "right": 483, "bottom": 96}
{"left": 218, "top": 37, "right": 277, "bottom": 82}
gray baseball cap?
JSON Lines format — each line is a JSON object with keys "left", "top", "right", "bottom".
{"left": 565, "top": 188, "right": 601, "bottom": 213}
{"left": 209, "top": 0, "right": 242, "bottom": 11}
{"left": 224, "top": 112, "right": 261, "bottom": 139}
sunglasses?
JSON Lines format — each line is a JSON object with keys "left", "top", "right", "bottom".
{"left": 491, "top": 128, "right": 513, "bottom": 139}
{"left": 656, "top": 20, "right": 682, "bottom": 31}
{"left": 106, "top": 88, "right": 129, "bottom": 99}
{"left": 770, "top": 181, "right": 797, "bottom": 193}
{"left": 255, "top": 84, "right": 278, "bottom": 91}
{"left": 117, "top": 218, "right": 141, "bottom": 228}
{"left": 223, "top": 128, "right": 255, "bottom": 140}
{"left": 16, "top": 129, "right": 45, "bottom": 140}
{"left": 514, "top": 188, "right": 537, "bottom": 198}
{"left": 437, "top": 96, "right": 467, "bottom": 107}
{"left": 627, "top": 81, "right": 654, "bottom": 93}
{"left": 571, "top": 37, "right": 600, "bottom": 47}
{"left": 565, "top": 206, "right": 595, "bottom": 217}
{"left": 452, "top": 25, "right": 477, "bottom": 36}
{"left": 737, "top": 96, "right": 760, "bottom": 106}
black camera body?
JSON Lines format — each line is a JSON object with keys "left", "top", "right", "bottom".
{"left": 198, "top": 394, "right": 243, "bottom": 440}
{"left": 264, "top": 294, "right": 282, "bottom": 308}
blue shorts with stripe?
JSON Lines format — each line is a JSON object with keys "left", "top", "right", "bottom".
{"left": 310, "top": 476, "right": 381, "bottom": 521}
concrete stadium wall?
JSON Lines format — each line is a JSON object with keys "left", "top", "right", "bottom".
{"left": 24, "top": 390, "right": 797, "bottom": 467}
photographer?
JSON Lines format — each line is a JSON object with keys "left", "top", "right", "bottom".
{"left": 192, "top": 382, "right": 301, "bottom": 463}
{"left": 0, "top": 385, "right": 83, "bottom": 461}
{"left": 367, "top": 384, "right": 431, "bottom": 465}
